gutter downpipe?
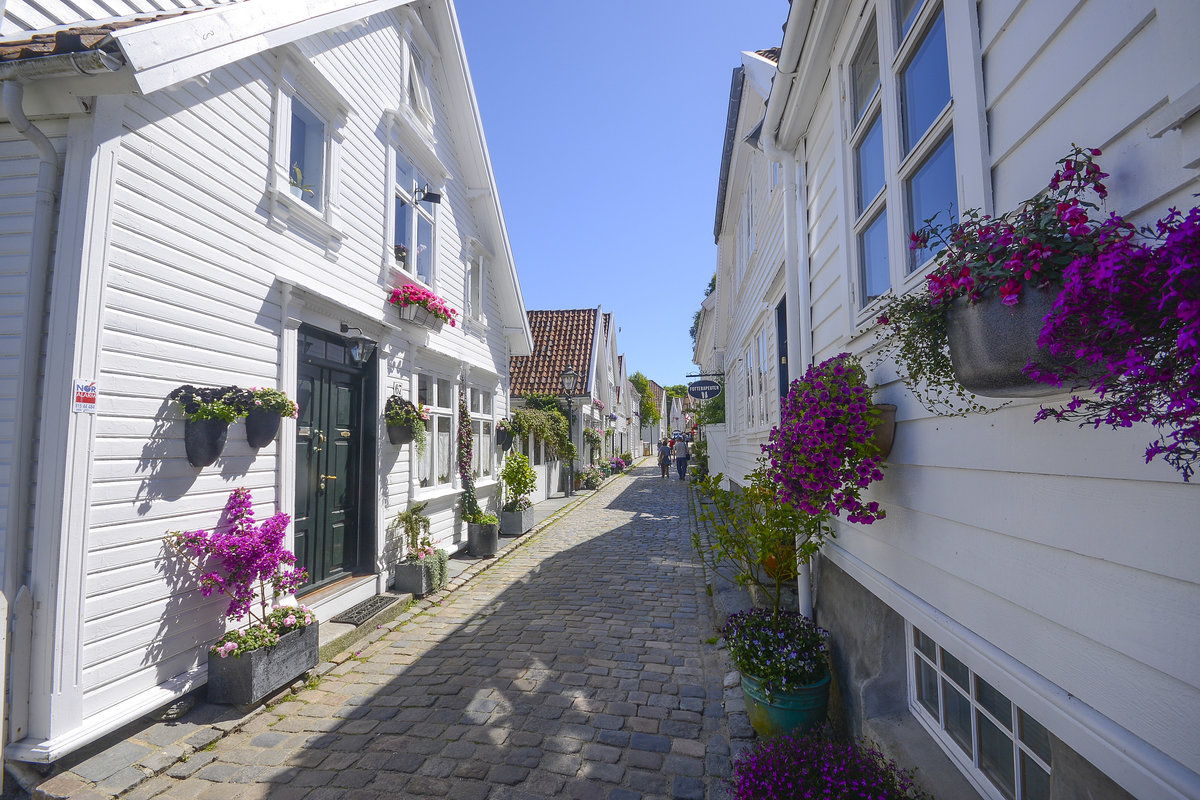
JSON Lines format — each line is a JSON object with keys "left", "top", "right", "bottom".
{"left": 763, "top": 0, "right": 815, "bottom": 617}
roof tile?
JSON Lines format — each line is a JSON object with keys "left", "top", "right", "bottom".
{"left": 510, "top": 309, "right": 598, "bottom": 397}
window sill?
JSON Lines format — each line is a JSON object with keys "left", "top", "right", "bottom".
{"left": 267, "top": 185, "right": 346, "bottom": 258}
{"left": 414, "top": 483, "right": 459, "bottom": 503}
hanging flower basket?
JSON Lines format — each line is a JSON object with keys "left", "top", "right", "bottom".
{"left": 496, "top": 428, "right": 514, "bottom": 451}
{"left": 184, "top": 418, "right": 229, "bottom": 467}
{"left": 397, "top": 303, "right": 445, "bottom": 333}
{"left": 947, "top": 287, "right": 1098, "bottom": 398}
{"left": 387, "top": 423, "right": 415, "bottom": 445}
{"left": 244, "top": 409, "right": 281, "bottom": 449}
{"left": 869, "top": 403, "right": 897, "bottom": 459}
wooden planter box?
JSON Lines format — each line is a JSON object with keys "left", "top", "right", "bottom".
{"left": 500, "top": 507, "right": 534, "bottom": 537}
{"left": 207, "top": 621, "right": 319, "bottom": 707}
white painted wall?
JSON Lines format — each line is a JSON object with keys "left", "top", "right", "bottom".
{"left": 2, "top": 0, "right": 236, "bottom": 35}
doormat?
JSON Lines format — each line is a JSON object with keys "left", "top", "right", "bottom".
{"left": 328, "top": 595, "right": 399, "bottom": 626}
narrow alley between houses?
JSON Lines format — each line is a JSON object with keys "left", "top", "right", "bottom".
{"left": 127, "top": 463, "right": 733, "bottom": 800}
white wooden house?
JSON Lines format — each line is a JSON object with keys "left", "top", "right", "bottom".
{"left": 0, "top": 0, "right": 532, "bottom": 762}
{"left": 705, "top": 1, "right": 1200, "bottom": 798}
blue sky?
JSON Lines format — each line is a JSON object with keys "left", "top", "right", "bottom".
{"left": 456, "top": 1, "right": 786, "bottom": 388}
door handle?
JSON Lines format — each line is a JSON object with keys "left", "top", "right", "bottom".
{"left": 321, "top": 475, "right": 338, "bottom": 480}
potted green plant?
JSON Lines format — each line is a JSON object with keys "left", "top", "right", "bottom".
{"left": 384, "top": 395, "right": 428, "bottom": 451}
{"left": 694, "top": 463, "right": 833, "bottom": 737}
{"left": 288, "top": 164, "right": 314, "bottom": 203}
{"left": 499, "top": 452, "right": 537, "bottom": 536}
{"left": 165, "top": 488, "right": 315, "bottom": 707}
{"left": 169, "top": 384, "right": 239, "bottom": 467}
{"left": 583, "top": 427, "right": 602, "bottom": 459}
{"left": 389, "top": 502, "right": 448, "bottom": 596}
{"left": 230, "top": 386, "right": 298, "bottom": 448}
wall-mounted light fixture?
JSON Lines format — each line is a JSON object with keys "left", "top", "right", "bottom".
{"left": 339, "top": 323, "right": 377, "bottom": 366}
{"left": 415, "top": 184, "right": 442, "bottom": 205}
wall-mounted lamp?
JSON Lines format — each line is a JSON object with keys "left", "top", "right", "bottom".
{"left": 415, "top": 184, "right": 442, "bottom": 205}
{"left": 339, "top": 323, "right": 377, "bottom": 366}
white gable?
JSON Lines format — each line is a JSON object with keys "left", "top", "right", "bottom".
{"left": 1, "top": 0, "right": 235, "bottom": 36}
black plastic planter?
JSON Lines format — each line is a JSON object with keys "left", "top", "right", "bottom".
{"left": 245, "top": 409, "right": 281, "bottom": 448}
{"left": 496, "top": 429, "right": 514, "bottom": 451}
{"left": 184, "top": 418, "right": 229, "bottom": 467}
{"left": 870, "top": 403, "right": 897, "bottom": 459}
{"left": 387, "top": 423, "right": 415, "bottom": 445}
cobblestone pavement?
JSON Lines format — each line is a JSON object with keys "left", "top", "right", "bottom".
{"left": 128, "top": 465, "right": 734, "bottom": 800}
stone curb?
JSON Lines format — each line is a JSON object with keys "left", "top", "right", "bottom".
{"left": 27, "top": 481, "right": 622, "bottom": 800}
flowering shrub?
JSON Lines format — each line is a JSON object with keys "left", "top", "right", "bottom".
{"left": 731, "top": 731, "right": 930, "bottom": 800}
{"left": 765, "top": 354, "right": 885, "bottom": 525}
{"left": 229, "top": 387, "right": 298, "bottom": 418}
{"left": 169, "top": 384, "right": 240, "bottom": 423}
{"left": 583, "top": 427, "right": 603, "bottom": 453}
{"left": 723, "top": 608, "right": 829, "bottom": 702}
{"left": 388, "top": 283, "right": 459, "bottom": 326}
{"left": 212, "top": 604, "right": 314, "bottom": 658}
{"left": 384, "top": 395, "right": 429, "bottom": 455}
{"left": 1031, "top": 205, "right": 1200, "bottom": 479}
{"left": 609, "top": 456, "right": 627, "bottom": 473}
{"left": 579, "top": 465, "right": 603, "bottom": 489}
{"left": 167, "top": 488, "right": 307, "bottom": 623}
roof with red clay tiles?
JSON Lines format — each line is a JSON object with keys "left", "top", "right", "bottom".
{"left": 510, "top": 309, "right": 598, "bottom": 397}
{"left": 756, "top": 47, "right": 781, "bottom": 62}
{"left": 0, "top": 9, "right": 204, "bottom": 62}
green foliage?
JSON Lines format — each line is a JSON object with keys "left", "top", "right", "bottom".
{"left": 523, "top": 393, "right": 567, "bottom": 413}
{"left": 873, "top": 287, "right": 996, "bottom": 417}
{"left": 697, "top": 383, "right": 725, "bottom": 425}
{"left": 511, "top": 407, "right": 571, "bottom": 456}
{"left": 500, "top": 453, "right": 537, "bottom": 512}
{"left": 384, "top": 396, "right": 428, "bottom": 455}
{"left": 389, "top": 501, "right": 431, "bottom": 555}
{"left": 664, "top": 384, "right": 688, "bottom": 399}
{"left": 169, "top": 385, "right": 240, "bottom": 423}
{"left": 689, "top": 309, "right": 702, "bottom": 345}
{"left": 630, "top": 372, "right": 661, "bottom": 427}
{"left": 693, "top": 460, "right": 831, "bottom": 615}
{"left": 426, "top": 549, "right": 448, "bottom": 591}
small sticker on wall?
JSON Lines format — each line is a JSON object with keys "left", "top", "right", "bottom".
{"left": 74, "top": 380, "right": 97, "bottom": 413}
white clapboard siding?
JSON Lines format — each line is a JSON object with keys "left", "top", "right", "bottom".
{"left": 0, "top": 121, "right": 67, "bottom": 581}
{"left": 2, "top": 0, "right": 236, "bottom": 36}
{"left": 77, "top": 5, "right": 503, "bottom": 726}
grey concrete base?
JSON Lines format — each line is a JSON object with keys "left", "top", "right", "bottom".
{"left": 864, "top": 713, "right": 983, "bottom": 800}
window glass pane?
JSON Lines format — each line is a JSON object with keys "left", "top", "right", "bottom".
{"left": 941, "top": 649, "right": 969, "bottom": 690}
{"left": 978, "top": 711, "right": 1017, "bottom": 799}
{"left": 1020, "top": 753, "right": 1051, "bottom": 800}
{"left": 482, "top": 422, "right": 492, "bottom": 476}
{"left": 437, "top": 417, "right": 451, "bottom": 484}
{"left": 976, "top": 676, "right": 1013, "bottom": 730}
{"left": 859, "top": 209, "right": 890, "bottom": 304}
{"left": 396, "top": 155, "right": 414, "bottom": 194}
{"left": 482, "top": 391, "right": 492, "bottom": 415}
{"left": 394, "top": 197, "right": 411, "bottom": 267}
{"left": 472, "top": 420, "right": 482, "bottom": 478}
{"left": 901, "top": 13, "right": 950, "bottom": 153}
{"left": 419, "top": 418, "right": 433, "bottom": 488}
{"left": 437, "top": 379, "right": 452, "bottom": 409}
{"left": 914, "top": 627, "right": 936, "bottom": 660}
{"left": 856, "top": 113, "right": 885, "bottom": 215}
{"left": 850, "top": 19, "right": 880, "bottom": 124}
{"left": 418, "top": 375, "right": 431, "bottom": 407}
{"left": 290, "top": 100, "right": 324, "bottom": 210}
{"left": 417, "top": 213, "right": 433, "bottom": 284}
{"left": 895, "top": 0, "right": 921, "bottom": 41}
{"left": 534, "top": 438, "right": 543, "bottom": 465}
{"left": 470, "top": 390, "right": 481, "bottom": 414}
{"left": 907, "top": 132, "right": 957, "bottom": 269}
{"left": 942, "top": 679, "right": 972, "bottom": 756}
{"left": 1019, "top": 711, "right": 1053, "bottom": 764}
{"left": 916, "top": 655, "right": 939, "bottom": 717}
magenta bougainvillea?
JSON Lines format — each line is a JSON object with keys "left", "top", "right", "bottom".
{"left": 388, "top": 283, "right": 459, "bottom": 326}
{"left": 168, "top": 488, "right": 306, "bottom": 623}
{"left": 765, "top": 354, "right": 885, "bottom": 525}
{"left": 1031, "top": 204, "right": 1200, "bottom": 479}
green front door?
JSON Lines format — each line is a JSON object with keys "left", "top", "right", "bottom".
{"left": 294, "top": 325, "right": 375, "bottom": 592}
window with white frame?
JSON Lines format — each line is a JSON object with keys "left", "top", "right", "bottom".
{"left": 910, "top": 626, "right": 1052, "bottom": 800}
{"left": 757, "top": 328, "right": 769, "bottom": 426}
{"left": 268, "top": 48, "right": 348, "bottom": 250}
{"left": 744, "top": 345, "right": 756, "bottom": 429}
{"left": 469, "top": 388, "right": 494, "bottom": 479}
{"left": 846, "top": 0, "right": 958, "bottom": 309}
{"left": 392, "top": 152, "right": 437, "bottom": 284}
{"left": 417, "top": 375, "right": 454, "bottom": 489}
{"left": 406, "top": 42, "right": 434, "bottom": 125}
{"left": 466, "top": 257, "right": 486, "bottom": 322}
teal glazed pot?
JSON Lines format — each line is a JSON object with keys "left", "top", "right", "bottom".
{"left": 741, "top": 670, "right": 831, "bottom": 738}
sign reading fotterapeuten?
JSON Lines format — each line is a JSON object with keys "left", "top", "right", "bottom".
{"left": 687, "top": 380, "right": 722, "bottom": 400}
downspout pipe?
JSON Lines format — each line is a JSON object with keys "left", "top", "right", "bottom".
{"left": 2, "top": 80, "right": 59, "bottom": 607}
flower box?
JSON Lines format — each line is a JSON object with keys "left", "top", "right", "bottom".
{"left": 207, "top": 621, "right": 319, "bottom": 707}
{"left": 393, "top": 559, "right": 444, "bottom": 597}
{"left": 467, "top": 521, "right": 499, "bottom": 558}
{"left": 397, "top": 303, "right": 445, "bottom": 333}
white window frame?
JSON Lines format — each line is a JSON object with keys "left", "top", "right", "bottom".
{"left": 909, "top": 624, "right": 1053, "bottom": 800}
{"left": 837, "top": 0, "right": 991, "bottom": 329}
{"left": 469, "top": 387, "right": 495, "bottom": 481}
{"left": 416, "top": 373, "right": 455, "bottom": 492}
{"left": 266, "top": 47, "right": 349, "bottom": 257}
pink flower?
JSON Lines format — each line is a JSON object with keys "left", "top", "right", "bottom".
{"left": 284, "top": 614, "right": 297, "bottom": 627}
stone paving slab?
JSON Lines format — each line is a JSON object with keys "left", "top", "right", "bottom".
{"left": 27, "top": 462, "right": 753, "bottom": 799}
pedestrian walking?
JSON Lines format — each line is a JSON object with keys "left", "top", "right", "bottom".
{"left": 657, "top": 438, "right": 672, "bottom": 478}
{"left": 673, "top": 436, "right": 689, "bottom": 480}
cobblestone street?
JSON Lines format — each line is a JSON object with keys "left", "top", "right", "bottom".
{"left": 130, "top": 464, "right": 733, "bottom": 800}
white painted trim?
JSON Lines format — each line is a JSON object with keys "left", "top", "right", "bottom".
{"left": 110, "top": 0, "right": 416, "bottom": 95}
{"left": 822, "top": 541, "right": 1200, "bottom": 800}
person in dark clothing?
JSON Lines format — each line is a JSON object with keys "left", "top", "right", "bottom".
{"left": 657, "top": 439, "right": 671, "bottom": 478}
{"left": 673, "top": 437, "right": 689, "bottom": 480}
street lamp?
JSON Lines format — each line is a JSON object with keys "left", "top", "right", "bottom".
{"left": 561, "top": 366, "right": 578, "bottom": 497}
